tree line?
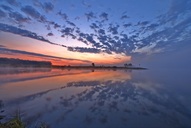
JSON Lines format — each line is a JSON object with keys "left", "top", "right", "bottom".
{"left": 0, "top": 58, "right": 52, "bottom": 67}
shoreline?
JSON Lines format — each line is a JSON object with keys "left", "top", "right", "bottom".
{"left": 0, "top": 66, "right": 147, "bottom": 70}
{"left": 52, "top": 65, "right": 147, "bottom": 70}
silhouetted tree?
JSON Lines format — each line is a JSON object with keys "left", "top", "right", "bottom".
{"left": 92, "top": 63, "right": 95, "bottom": 67}
{"left": 128, "top": 63, "right": 132, "bottom": 66}
{"left": 124, "top": 63, "right": 132, "bottom": 67}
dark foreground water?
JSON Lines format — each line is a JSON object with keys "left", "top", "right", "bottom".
{"left": 0, "top": 68, "right": 191, "bottom": 128}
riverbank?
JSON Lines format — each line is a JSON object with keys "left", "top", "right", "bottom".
{"left": 52, "top": 65, "right": 147, "bottom": 70}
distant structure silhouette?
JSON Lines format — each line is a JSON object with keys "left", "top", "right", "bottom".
{"left": 92, "top": 63, "right": 95, "bottom": 67}
{"left": 124, "top": 63, "right": 132, "bottom": 67}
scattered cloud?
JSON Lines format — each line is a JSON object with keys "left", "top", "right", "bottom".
{"left": 32, "top": 0, "right": 54, "bottom": 13}
{"left": 133, "top": 43, "right": 164, "bottom": 55}
{"left": 0, "top": 45, "right": 6, "bottom": 48}
{"left": 5, "top": 0, "right": 20, "bottom": 6}
{"left": 66, "top": 20, "right": 76, "bottom": 27}
{"left": 0, "top": 9, "right": 6, "bottom": 19}
{"left": 82, "top": 0, "right": 91, "bottom": 8}
{"left": 21, "top": 5, "right": 46, "bottom": 22}
{"left": 53, "top": 22, "right": 61, "bottom": 29}
{"left": 123, "top": 23, "right": 132, "bottom": 28}
{"left": 47, "top": 32, "right": 54, "bottom": 36}
{"left": 8, "top": 11, "right": 30, "bottom": 24}
{"left": 57, "top": 11, "right": 68, "bottom": 20}
{"left": 0, "top": 5, "right": 13, "bottom": 12}
{"left": 137, "top": 21, "right": 149, "bottom": 26}
{"left": 43, "top": 2, "right": 54, "bottom": 13}
{"left": 100, "top": 12, "right": 108, "bottom": 21}
{"left": 121, "top": 15, "right": 129, "bottom": 20}
{"left": 33, "top": 0, "right": 42, "bottom": 7}
{"left": 145, "top": 23, "right": 159, "bottom": 31}
{"left": 67, "top": 47, "right": 101, "bottom": 54}
{"left": 85, "top": 12, "right": 96, "bottom": 21}
{"left": 1, "top": 0, "right": 190, "bottom": 57}
{"left": 158, "top": 0, "right": 191, "bottom": 25}
{"left": 0, "top": 47, "right": 92, "bottom": 63}
{"left": 0, "top": 23, "right": 58, "bottom": 46}
{"left": 60, "top": 27, "right": 75, "bottom": 37}
{"left": 108, "top": 24, "right": 119, "bottom": 35}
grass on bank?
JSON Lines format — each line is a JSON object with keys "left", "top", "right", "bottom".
{"left": 0, "top": 116, "right": 48, "bottom": 128}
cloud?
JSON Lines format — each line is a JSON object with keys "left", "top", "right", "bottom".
{"left": 4, "top": 0, "right": 183, "bottom": 57}
{"left": 85, "top": 12, "right": 96, "bottom": 21}
{"left": 85, "top": 34, "right": 98, "bottom": 46}
{"left": 55, "top": 13, "right": 165, "bottom": 56}
{"left": 137, "top": 21, "right": 149, "bottom": 26}
{"left": 98, "top": 29, "right": 105, "bottom": 35}
{"left": 74, "top": 16, "right": 80, "bottom": 20}
{"left": 121, "top": 15, "right": 129, "bottom": 20}
{"left": 47, "top": 32, "right": 54, "bottom": 36}
{"left": 108, "top": 24, "right": 119, "bottom": 35}
{"left": 53, "top": 23, "right": 61, "bottom": 29}
{"left": 116, "top": 2, "right": 190, "bottom": 55}
{"left": 99, "top": 12, "right": 108, "bottom": 21}
{"left": 136, "top": 16, "right": 191, "bottom": 52}
{"left": 61, "top": 27, "right": 74, "bottom": 37}
{"left": 56, "top": 20, "right": 134, "bottom": 55}
{"left": 133, "top": 43, "right": 164, "bottom": 55}
{"left": 66, "top": 21, "right": 76, "bottom": 27}
{"left": 5, "top": 0, "right": 19, "bottom": 6}
{"left": 82, "top": 0, "right": 91, "bottom": 8}
{"left": 43, "top": 2, "right": 54, "bottom": 13}
{"left": 8, "top": 11, "right": 30, "bottom": 24}
{"left": 0, "top": 23, "right": 58, "bottom": 46}
{"left": 77, "top": 37, "right": 88, "bottom": 45}
{"left": 0, "top": 9, "right": 6, "bottom": 19}
{"left": 21, "top": 5, "right": 46, "bottom": 22}
{"left": 0, "top": 5, "right": 13, "bottom": 12}
{"left": 57, "top": 11, "right": 68, "bottom": 20}
{"left": 0, "top": 45, "right": 5, "bottom": 48}
{"left": 90, "top": 23, "right": 99, "bottom": 31}
{"left": 67, "top": 47, "right": 101, "bottom": 54}
{"left": 158, "top": 0, "right": 191, "bottom": 25}
{"left": 144, "top": 23, "right": 159, "bottom": 31}
{"left": 1, "top": 0, "right": 190, "bottom": 59}
{"left": 33, "top": 0, "right": 42, "bottom": 7}
{"left": 0, "top": 47, "right": 92, "bottom": 63}
{"left": 123, "top": 23, "right": 132, "bottom": 28}
{"left": 48, "top": 21, "right": 61, "bottom": 29}
{"left": 32, "top": 0, "right": 54, "bottom": 13}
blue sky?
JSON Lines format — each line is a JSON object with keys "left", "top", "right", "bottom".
{"left": 0, "top": 0, "right": 191, "bottom": 67}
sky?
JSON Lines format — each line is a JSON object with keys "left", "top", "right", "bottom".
{"left": 0, "top": 0, "right": 191, "bottom": 68}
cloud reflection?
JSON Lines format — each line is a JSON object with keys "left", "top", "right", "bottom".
{"left": 1, "top": 69, "right": 191, "bottom": 127}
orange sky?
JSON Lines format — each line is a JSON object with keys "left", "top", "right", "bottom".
{"left": 0, "top": 32, "right": 131, "bottom": 66}
{"left": 0, "top": 69, "right": 132, "bottom": 99}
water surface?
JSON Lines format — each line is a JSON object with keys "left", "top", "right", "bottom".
{"left": 0, "top": 68, "right": 191, "bottom": 128}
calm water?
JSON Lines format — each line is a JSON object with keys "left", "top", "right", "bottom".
{"left": 0, "top": 68, "right": 191, "bottom": 128}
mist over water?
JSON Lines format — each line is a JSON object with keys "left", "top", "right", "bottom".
{"left": 0, "top": 68, "right": 191, "bottom": 128}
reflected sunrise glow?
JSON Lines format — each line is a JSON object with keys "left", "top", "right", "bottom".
{"left": 0, "top": 0, "right": 191, "bottom": 127}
